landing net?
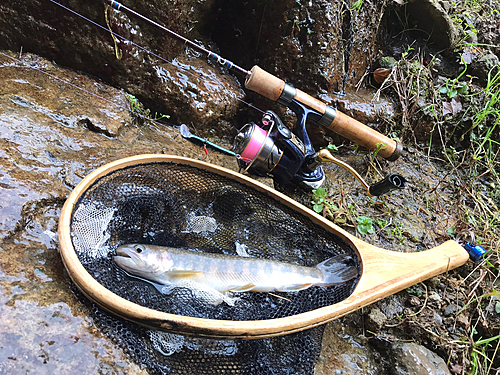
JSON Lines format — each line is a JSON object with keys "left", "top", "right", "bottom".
{"left": 69, "top": 161, "right": 360, "bottom": 374}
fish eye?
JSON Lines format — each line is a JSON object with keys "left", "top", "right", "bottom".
{"left": 134, "top": 245, "right": 145, "bottom": 253}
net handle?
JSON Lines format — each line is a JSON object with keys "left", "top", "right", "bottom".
{"left": 59, "top": 154, "right": 469, "bottom": 339}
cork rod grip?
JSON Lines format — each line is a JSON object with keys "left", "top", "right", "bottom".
{"left": 328, "top": 111, "right": 399, "bottom": 160}
{"left": 245, "top": 65, "right": 402, "bottom": 160}
{"left": 245, "top": 65, "right": 285, "bottom": 101}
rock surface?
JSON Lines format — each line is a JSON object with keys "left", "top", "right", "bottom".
{"left": 0, "top": 0, "right": 398, "bottom": 137}
{"left": 0, "top": 50, "right": 237, "bottom": 373}
{"left": 388, "top": 342, "right": 452, "bottom": 375}
{"left": 0, "top": 49, "right": 458, "bottom": 374}
{"left": 405, "top": 0, "right": 461, "bottom": 49}
{"left": 315, "top": 321, "right": 382, "bottom": 375}
{"left": 0, "top": 0, "right": 245, "bottom": 134}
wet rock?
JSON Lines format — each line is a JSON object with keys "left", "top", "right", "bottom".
{"left": 405, "top": 0, "right": 461, "bottom": 49}
{"left": 0, "top": 0, "right": 409, "bottom": 150}
{"left": 0, "top": 294, "right": 143, "bottom": 374}
{"left": 0, "top": 50, "right": 237, "bottom": 373}
{"left": 365, "top": 307, "right": 388, "bottom": 333}
{"left": 213, "top": 0, "right": 388, "bottom": 95}
{"left": 387, "top": 342, "right": 451, "bottom": 375}
{"left": 1, "top": 53, "right": 129, "bottom": 137}
{"left": 315, "top": 321, "right": 383, "bottom": 375}
{"left": 0, "top": 0, "right": 244, "bottom": 134}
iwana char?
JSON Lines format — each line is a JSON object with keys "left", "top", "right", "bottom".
{"left": 113, "top": 243, "right": 359, "bottom": 293}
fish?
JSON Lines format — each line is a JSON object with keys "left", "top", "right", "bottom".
{"left": 113, "top": 243, "right": 359, "bottom": 293}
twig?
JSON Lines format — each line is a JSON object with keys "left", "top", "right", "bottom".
{"left": 267, "top": 292, "right": 292, "bottom": 303}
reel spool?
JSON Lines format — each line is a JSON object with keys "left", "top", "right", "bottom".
{"left": 233, "top": 110, "right": 323, "bottom": 188}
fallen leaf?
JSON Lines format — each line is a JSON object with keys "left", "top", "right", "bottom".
{"left": 450, "top": 364, "right": 463, "bottom": 374}
{"left": 373, "top": 68, "right": 391, "bottom": 84}
{"left": 443, "top": 102, "right": 453, "bottom": 116}
{"left": 451, "top": 96, "right": 462, "bottom": 114}
{"left": 442, "top": 97, "right": 462, "bottom": 116}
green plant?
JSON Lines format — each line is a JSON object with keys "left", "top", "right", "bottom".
{"left": 125, "top": 93, "right": 170, "bottom": 124}
{"left": 369, "top": 142, "right": 387, "bottom": 165}
{"left": 311, "top": 188, "right": 338, "bottom": 215}
{"left": 407, "top": 286, "right": 423, "bottom": 297}
{"left": 387, "top": 221, "right": 406, "bottom": 244}
{"left": 439, "top": 79, "right": 469, "bottom": 98}
{"left": 326, "top": 143, "right": 339, "bottom": 153}
{"left": 350, "top": 0, "right": 363, "bottom": 13}
{"left": 470, "top": 334, "right": 500, "bottom": 375}
{"left": 470, "top": 66, "right": 500, "bottom": 163}
{"left": 356, "top": 216, "right": 375, "bottom": 235}
{"left": 375, "top": 218, "right": 388, "bottom": 230}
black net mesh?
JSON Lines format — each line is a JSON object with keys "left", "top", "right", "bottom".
{"left": 69, "top": 161, "right": 361, "bottom": 374}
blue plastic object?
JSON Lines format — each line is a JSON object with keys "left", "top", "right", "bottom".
{"left": 463, "top": 242, "right": 487, "bottom": 262}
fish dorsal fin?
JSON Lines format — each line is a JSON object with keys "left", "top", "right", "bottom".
{"left": 277, "top": 283, "right": 313, "bottom": 292}
{"left": 167, "top": 270, "right": 203, "bottom": 277}
{"left": 228, "top": 283, "right": 255, "bottom": 292}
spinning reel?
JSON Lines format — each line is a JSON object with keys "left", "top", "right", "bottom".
{"left": 233, "top": 100, "right": 407, "bottom": 196}
{"left": 233, "top": 101, "right": 325, "bottom": 189}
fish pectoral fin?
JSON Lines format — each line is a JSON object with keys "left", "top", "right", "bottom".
{"left": 277, "top": 283, "right": 313, "bottom": 292}
{"left": 228, "top": 283, "right": 256, "bottom": 292}
{"left": 167, "top": 270, "right": 203, "bottom": 278}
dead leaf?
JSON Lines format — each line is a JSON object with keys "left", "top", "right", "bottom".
{"left": 373, "top": 68, "right": 391, "bottom": 84}
{"left": 443, "top": 102, "right": 453, "bottom": 116}
{"left": 442, "top": 97, "right": 462, "bottom": 116}
{"left": 451, "top": 97, "right": 462, "bottom": 114}
{"left": 450, "top": 364, "right": 463, "bottom": 374}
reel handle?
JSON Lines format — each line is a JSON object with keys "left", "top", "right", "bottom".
{"left": 316, "top": 149, "right": 406, "bottom": 196}
{"left": 245, "top": 66, "right": 403, "bottom": 161}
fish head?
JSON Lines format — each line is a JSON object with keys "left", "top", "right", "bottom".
{"left": 114, "top": 244, "right": 173, "bottom": 279}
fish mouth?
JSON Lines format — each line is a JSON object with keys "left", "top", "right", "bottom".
{"left": 115, "top": 247, "right": 132, "bottom": 258}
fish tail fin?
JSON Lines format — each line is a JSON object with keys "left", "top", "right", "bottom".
{"left": 316, "top": 254, "right": 359, "bottom": 286}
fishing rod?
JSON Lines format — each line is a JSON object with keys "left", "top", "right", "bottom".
{"left": 108, "top": 0, "right": 403, "bottom": 162}
{"left": 47, "top": 0, "right": 264, "bottom": 116}
{"left": 44, "top": 0, "right": 405, "bottom": 193}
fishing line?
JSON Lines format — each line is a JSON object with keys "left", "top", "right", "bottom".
{"left": 47, "top": 0, "right": 265, "bottom": 115}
